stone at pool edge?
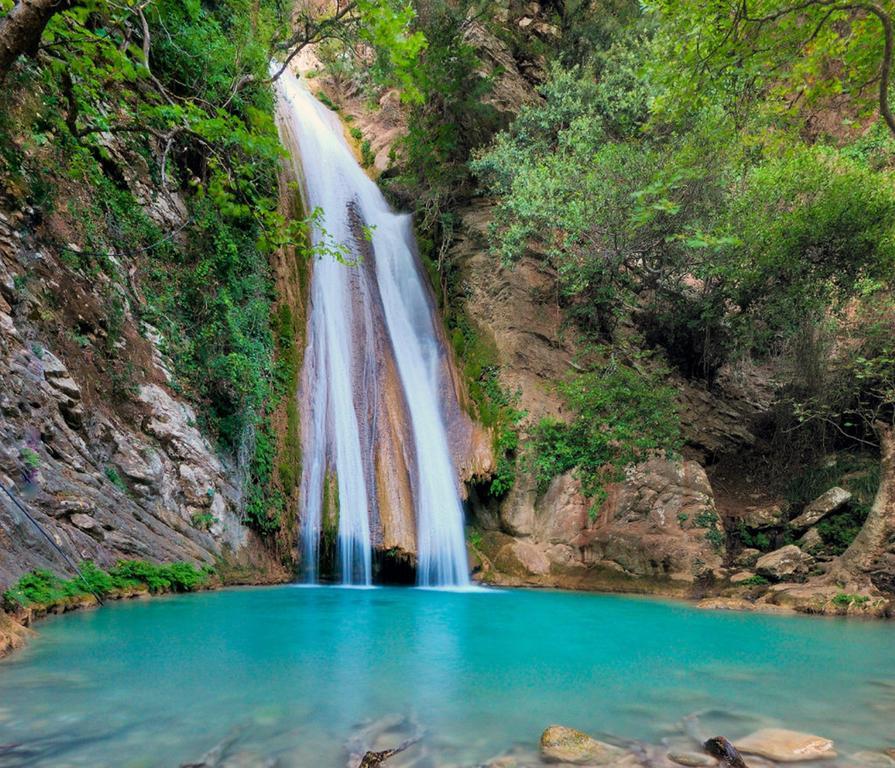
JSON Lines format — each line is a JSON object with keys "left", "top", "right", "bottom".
{"left": 540, "top": 725, "right": 633, "bottom": 765}
{"left": 735, "top": 729, "right": 836, "bottom": 762}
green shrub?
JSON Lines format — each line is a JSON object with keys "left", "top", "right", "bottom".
{"left": 738, "top": 574, "right": 770, "bottom": 587}
{"left": 832, "top": 592, "right": 870, "bottom": 607}
{"left": 191, "top": 511, "right": 216, "bottom": 531}
{"left": 531, "top": 355, "right": 681, "bottom": 510}
{"left": 361, "top": 140, "right": 376, "bottom": 168}
{"left": 2, "top": 560, "right": 210, "bottom": 608}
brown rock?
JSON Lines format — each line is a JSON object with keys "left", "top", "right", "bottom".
{"left": 740, "top": 503, "right": 786, "bottom": 529}
{"left": 734, "top": 548, "right": 760, "bottom": 567}
{"left": 540, "top": 725, "right": 628, "bottom": 765}
{"left": 69, "top": 513, "right": 97, "bottom": 531}
{"left": 578, "top": 458, "right": 725, "bottom": 583}
{"left": 735, "top": 728, "right": 836, "bottom": 762}
{"left": 755, "top": 546, "right": 814, "bottom": 582}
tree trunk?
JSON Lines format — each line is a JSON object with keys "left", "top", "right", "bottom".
{"left": 0, "top": 0, "right": 76, "bottom": 81}
{"left": 834, "top": 422, "right": 895, "bottom": 578}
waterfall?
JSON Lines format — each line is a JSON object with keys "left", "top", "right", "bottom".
{"left": 274, "top": 68, "right": 470, "bottom": 587}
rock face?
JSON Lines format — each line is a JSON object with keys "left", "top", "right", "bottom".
{"left": 755, "top": 545, "right": 814, "bottom": 582}
{"left": 790, "top": 487, "right": 852, "bottom": 529}
{"left": 0, "top": 204, "right": 282, "bottom": 589}
{"left": 735, "top": 729, "right": 836, "bottom": 762}
{"left": 540, "top": 726, "right": 629, "bottom": 766}
{"left": 474, "top": 458, "right": 725, "bottom": 592}
{"left": 578, "top": 459, "right": 726, "bottom": 584}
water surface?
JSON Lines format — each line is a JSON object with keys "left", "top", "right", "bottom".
{"left": 1, "top": 586, "right": 893, "bottom": 766}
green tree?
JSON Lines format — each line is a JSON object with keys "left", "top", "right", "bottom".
{"left": 644, "top": 0, "right": 895, "bottom": 138}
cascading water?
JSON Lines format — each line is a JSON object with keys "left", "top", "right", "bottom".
{"left": 274, "top": 67, "right": 470, "bottom": 587}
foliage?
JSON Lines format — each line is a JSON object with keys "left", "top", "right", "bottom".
{"left": 832, "top": 592, "right": 870, "bottom": 607}
{"left": 644, "top": 0, "right": 895, "bottom": 140}
{"left": 447, "top": 312, "right": 524, "bottom": 496}
{"left": 3, "top": 560, "right": 210, "bottom": 608}
{"left": 531, "top": 353, "right": 681, "bottom": 508}
{"left": 474, "top": 52, "right": 895, "bottom": 394}
{"left": 738, "top": 574, "right": 770, "bottom": 587}
{"left": 735, "top": 523, "right": 772, "bottom": 553}
{"left": 783, "top": 453, "right": 879, "bottom": 554}
{"left": 104, "top": 466, "right": 128, "bottom": 493}
{"left": 466, "top": 527, "right": 483, "bottom": 550}
{"left": 0, "top": 0, "right": 326, "bottom": 536}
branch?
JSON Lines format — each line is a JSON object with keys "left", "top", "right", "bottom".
{"left": 0, "top": 0, "right": 79, "bottom": 80}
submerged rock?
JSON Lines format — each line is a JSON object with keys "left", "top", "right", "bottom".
{"left": 668, "top": 751, "right": 718, "bottom": 767}
{"left": 539, "top": 725, "right": 629, "bottom": 765}
{"left": 735, "top": 728, "right": 836, "bottom": 762}
{"left": 755, "top": 546, "right": 814, "bottom": 582}
{"left": 850, "top": 751, "right": 895, "bottom": 768}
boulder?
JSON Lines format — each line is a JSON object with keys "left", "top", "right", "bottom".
{"left": 755, "top": 545, "right": 814, "bottom": 582}
{"left": 790, "top": 487, "right": 852, "bottom": 529}
{"left": 69, "top": 513, "right": 97, "bottom": 531}
{"left": 734, "top": 548, "right": 760, "bottom": 567}
{"left": 730, "top": 571, "right": 758, "bottom": 584}
{"left": 540, "top": 726, "right": 628, "bottom": 765}
{"left": 494, "top": 538, "right": 551, "bottom": 577}
{"left": 735, "top": 729, "right": 836, "bottom": 762}
{"left": 740, "top": 503, "right": 786, "bottom": 529}
{"left": 577, "top": 458, "right": 726, "bottom": 583}
{"left": 797, "top": 527, "right": 824, "bottom": 555}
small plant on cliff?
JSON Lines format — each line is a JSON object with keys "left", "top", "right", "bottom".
{"left": 531, "top": 353, "right": 681, "bottom": 512}
{"left": 104, "top": 466, "right": 127, "bottom": 493}
{"left": 19, "top": 448, "right": 40, "bottom": 471}
{"left": 695, "top": 511, "right": 724, "bottom": 550}
{"left": 191, "top": 512, "right": 216, "bottom": 531}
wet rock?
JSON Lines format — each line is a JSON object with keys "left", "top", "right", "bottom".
{"left": 790, "top": 487, "right": 851, "bottom": 529}
{"left": 735, "top": 729, "right": 836, "bottom": 762}
{"left": 668, "top": 752, "right": 718, "bottom": 767}
{"left": 703, "top": 738, "right": 747, "bottom": 768}
{"left": 755, "top": 546, "right": 814, "bottom": 582}
{"left": 540, "top": 725, "right": 628, "bottom": 765}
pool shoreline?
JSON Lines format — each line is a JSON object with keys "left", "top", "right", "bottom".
{"left": 3, "top": 572, "right": 891, "bottom": 662}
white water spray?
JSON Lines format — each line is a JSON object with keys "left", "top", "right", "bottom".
{"left": 275, "top": 68, "right": 469, "bottom": 587}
